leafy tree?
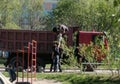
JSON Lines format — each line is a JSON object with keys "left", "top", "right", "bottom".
{"left": 20, "top": 0, "right": 44, "bottom": 30}
{"left": 0, "top": 0, "right": 22, "bottom": 29}
{"left": 113, "top": 0, "right": 120, "bottom": 7}
{"left": 45, "top": 0, "right": 119, "bottom": 32}
{"left": 0, "top": 0, "right": 44, "bottom": 29}
{"left": 45, "top": 0, "right": 80, "bottom": 30}
{"left": 45, "top": 0, "right": 120, "bottom": 71}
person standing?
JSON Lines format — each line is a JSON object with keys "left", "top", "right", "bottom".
{"left": 50, "top": 42, "right": 62, "bottom": 72}
{"left": 57, "top": 33, "right": 63, "bottom": 47}
{"left": 7, "top": 64, "right": 16, "bottom": 82}
{"left": 51, "top": 24, "right": 68, "bottom": 72}
{"left": 50, "top": 45, "right": 55, "bottom": 72}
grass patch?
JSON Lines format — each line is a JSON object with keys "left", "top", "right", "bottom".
{"left": 0, "top": 58, "right": 6, "bottom": 66}
{"left": 36, "top": 73, "right": 120, "bottom": 84}
{"left": 3, "top": 72, "right": 120, "bottom": 84}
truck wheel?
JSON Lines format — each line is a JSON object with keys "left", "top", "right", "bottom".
{"left": 9, "top": 57, "right": 22, "bottom": 71}
{"left": 36, "top": 58, "right": 45, "bottom": 72}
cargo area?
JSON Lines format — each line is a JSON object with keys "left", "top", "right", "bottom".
{"left": 0, "top": 29, "right": 56, "bottom": 54}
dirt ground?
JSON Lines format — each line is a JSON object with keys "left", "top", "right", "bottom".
{"left": 13, "top": 78, "right": 62, "bottom": 84}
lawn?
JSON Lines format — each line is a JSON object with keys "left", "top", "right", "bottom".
{"left": 1, "top": 57, "right": 120, "bottom": 84}
{"left": 2, "top": 72, "right": 120, "bottom": 84}
{"left": 36, "top": 73, "right": 120, "bottom": 84}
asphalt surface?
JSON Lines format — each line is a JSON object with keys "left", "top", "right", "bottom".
{"left": 0, "top": 66, "right": 119, "bottom": 73}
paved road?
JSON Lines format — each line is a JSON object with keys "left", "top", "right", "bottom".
{"left": 0, "top": 67, "right": 119, "bottom": 73}
{"left": 0, "top": 67, "right": 5, "bottom": 72}
{"left": 13, "top": 78, "right": 62, "bottom": 84}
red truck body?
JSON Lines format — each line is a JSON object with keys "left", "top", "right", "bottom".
{"left": 76, "top": 30, "right": 108, "bottom": 63}
{"left": 0, "top": 29, "right": 56, "bottom": 53}
{"left": 0, "top": 28, "right": 73, "bottom": 70}
{"left": 0, "top": 28, "right": 107, "bottom": 71}
{"left": 77, "top": 31, "right": 103, "bottom": 44}
{"left": 0, "top": 28, "right": 73, "bottom": 52}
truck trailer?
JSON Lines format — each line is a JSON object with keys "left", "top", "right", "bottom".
{"left": 0, "top": 28, "right": 108, "bottom": 71}
{"left": 0, "top": 28, "right": 73, "bottom": 71}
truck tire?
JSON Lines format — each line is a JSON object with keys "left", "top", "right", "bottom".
{"left": 36, "top": 58, "right": 45, "bottom": 72}
{"left": 9, "top": 57, "right": 22, "bottom": 71}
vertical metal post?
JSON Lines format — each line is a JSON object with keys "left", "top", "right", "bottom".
{"left": 31, "top": 40, "right": 37, "bottom": 83}
{"left": 22, "top": 47, "right": 24, "bottom": 82}
{"left": 27, "top": 42, "right": 30, "bottom": 83}
{"left": 16, "top": 50, "right": 19, "bottom": 83}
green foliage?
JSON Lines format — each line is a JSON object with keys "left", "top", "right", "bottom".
{"left": 60, "top": 37, "right": 77, "bottom": 67}
{"left": 105, "top": 35, "right": 120, "bottom": 76}
{"left": 0, "top": 0, "right": 22, "bottom": 29}
{"left": 77, "top": 41, "right": 108, "bottom": 63}
{"left": 24, "top": 73, "right": 120, "bottom": 84}
{"left": 113, "top": 0, "right": 120, "bottom": 7}
{"left": 79, "top": 44, "right": 92, "bottom": 60}
{"left": 45, "top": 0, "right": 120, "bottom": 31}
{"left": 5, "top": 22, "right": 20, "bottom": 29}
{"left": 45, "top": 0, "right": 120, "bottom": 73}
{"left": 23, "top": 0, "right": 44, "bottom": 29}
{"left": 0, "top": 58, "right": 6, "bottom": 65}
{"left": 0, "top": 0, "right": 43, "bottom": 29}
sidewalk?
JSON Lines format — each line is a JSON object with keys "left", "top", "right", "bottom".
{"left": 13, "top": 78, "right": 61, "bottom": 84}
